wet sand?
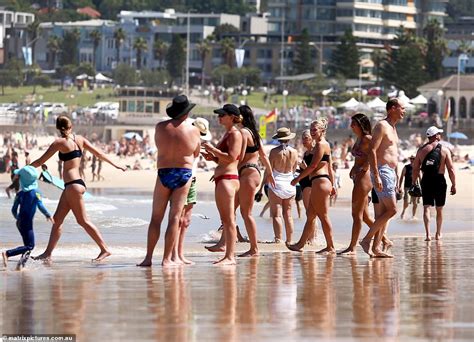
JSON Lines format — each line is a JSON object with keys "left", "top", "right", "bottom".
{"left": 1, "top": 236, "right": 474, "bottom": 341}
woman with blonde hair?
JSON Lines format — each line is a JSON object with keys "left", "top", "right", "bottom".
{"left": 288, "top": 118, "right": 336, "bottom": 254}
{"left": 202, "top": 104, "right": 243, "bottom": 265}
{"left": 31, "top": 115, "right": 126, "bottom": 261}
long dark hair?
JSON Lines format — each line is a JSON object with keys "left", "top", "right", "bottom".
{"left": 351, "top": 113, "right": 371, "bottom": 136}
{"left": 239, "top": 105, "right": 261, "bottom": 149}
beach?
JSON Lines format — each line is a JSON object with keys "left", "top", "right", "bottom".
{"left": 1, "top": 136, "right": 474, "bottom": 341}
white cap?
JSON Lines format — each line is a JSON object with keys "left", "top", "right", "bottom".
{"left": 426, "top": 126, "right": 443, "bottom": 138}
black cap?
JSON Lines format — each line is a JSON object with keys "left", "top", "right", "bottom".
{"left": 166, "top": 95, "right": 196, "bottom": 119}
{"left": 213, "top": 104, "right": 240, "bottom": 117}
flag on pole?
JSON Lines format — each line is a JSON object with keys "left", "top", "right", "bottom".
{"left": 235, "top": 48, "right": 245, "bottom": 69}
{"left": 265, "top": 108, "right": 278, "bottom": 123}
{"left": 443, "top": 99, "right": 451, "bottom": 122}
{"left": 259, "top": 116, "right": 267, "bottom": 139}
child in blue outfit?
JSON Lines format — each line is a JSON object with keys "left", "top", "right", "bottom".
{"left": 2, "top": 165, "right": 54, "bottom": 268}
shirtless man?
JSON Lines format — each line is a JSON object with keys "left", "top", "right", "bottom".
{"left": 138, "top": 95, "right": 201, "bottom": 267}
{"left": 412, "top": 126, "right": 456, "bottom": 241}
{"left": 360, "top": 98, "right": 405, "bottom": 257}
{"left": 268, "top": 128, "right": 298, "bottom": 244}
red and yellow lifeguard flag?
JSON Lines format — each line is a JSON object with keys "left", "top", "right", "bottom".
{"left": 265, "top": 108, "right": 277, "bottom": 123}
{"left": 443, "top": 100, "right": 451, "bottom": 122}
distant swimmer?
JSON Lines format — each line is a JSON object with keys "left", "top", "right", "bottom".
{"left": 30, "top": 115, "right": 126, "bottom": 262}
{"left": 412, "top": 126, "right": 456, "bottom": 241}
{"left": 137, "top": 95, "right": 201, "bottom": 267}
{"left": 2, "top": 166, "right": 53, "bottom": 270}
{"left": 268, "top": 127, "right": 298, "bottom": 245}
{"left": 360, "top": 98, "right": 405, "bottom": 258}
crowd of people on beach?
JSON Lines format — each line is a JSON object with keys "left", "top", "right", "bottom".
{"left": 2, "top": 95, "right": 458, "bottom": 268}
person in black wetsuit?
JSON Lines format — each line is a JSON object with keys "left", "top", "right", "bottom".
{"left": 398, "top": 155, "right": 420, "bottom": 220}
{"left": 412, "top": 126, "right": 456, "bottom": 241}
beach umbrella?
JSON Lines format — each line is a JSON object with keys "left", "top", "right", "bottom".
{"left": 123, "top": 132, "right": 143, "bottom": 141}
{"left": 409, "top": 94, "right": 428, "bottom": 105}
{"left": 448, "top": 132, "right": 468, "bottom": 140}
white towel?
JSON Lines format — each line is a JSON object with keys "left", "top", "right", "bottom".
{"left": 268, "top": 170, "right": 296, "bottom": 199}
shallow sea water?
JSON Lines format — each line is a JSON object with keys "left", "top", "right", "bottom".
{"left": 1, "top": 187, "right": 473, "bottom": 341}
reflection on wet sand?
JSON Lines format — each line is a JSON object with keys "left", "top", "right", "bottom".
{"left": 0, "top": 237, "right": 472, "bottom": 340}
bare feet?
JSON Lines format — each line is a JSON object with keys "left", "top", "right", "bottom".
{"left": 337, "top": 247, "right": 356, "bottom": 255}
{"left": 372, "top": 249, "right": 394, "bottom": 258}
{"left": 32, "top": 252, "right": 52, "bottom": 262}
{"left": 92, "top": 250, "right": 111, "bottom": 262}
{"left": 213, "top": 257, "right": 236, "bottom": 265}
{"left": 359, "top": 239, "right": 373, "bottom": 257}
{"left": 382, "top": 239, "right": 394, "bottom": 253}
{"left": 180, "top": 257, "right": 195, "bottom": 265}
{"left": 238, "top": 250, "right": 259, "bottom": 257}
{"left": 274, "top": 238, "right": 283, "bottom": 244}
{"left": 205, "top": 244, "right": 225, "bottom": 252}
{"left": 425, "top": 236, "right": 432, "bottom": 241}
{"left": 2, "top": 252, "right": 7, "bottom": 267}
{"left": 286, "top": 243, "right": 303, "bottom": 252}
{"left": 435, "top": 233, "right": 442, "bottom": 240}
{"left": 162, "top": 259, "right": 181, "bottom": 267}
{"left": 137, "top": 258, "right": 152, "bottom": 267}
{"left": 316, "top": 247, "right": 336, "bottom": 255}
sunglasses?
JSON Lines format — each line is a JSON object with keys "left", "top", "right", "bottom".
{"left": 218, "top": 113, "right": 228, "bottom": 118}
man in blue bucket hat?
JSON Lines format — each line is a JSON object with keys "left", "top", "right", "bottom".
{"left": 2, "top": 165, "right": 54, "bottom": 270}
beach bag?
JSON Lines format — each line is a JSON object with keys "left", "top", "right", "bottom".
{"left": 421, "top": 143, "right": 442, "bottom": 174}
{"left": 408, "top": 183, "right": 422, "bottom": 198}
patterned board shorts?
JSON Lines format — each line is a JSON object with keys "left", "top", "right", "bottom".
{"left": 371, "top": 164, "right": 396, "bottom": 200}
{"left": 185, "top": 177, "right": 197, "bottom": 205}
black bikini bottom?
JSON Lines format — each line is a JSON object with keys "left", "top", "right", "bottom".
{"left": 64, "top": 179, "right": 86, "bottom": 189}
{"left": 310, "top": 174, "right": 330, "bottom": 182}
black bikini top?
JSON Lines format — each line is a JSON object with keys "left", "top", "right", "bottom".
{"left": 321, "top": 154, "right": 330, "bottom": 163}
{"left": 58, "top": 135, "right": 83, "bottom": 162}
{"left": 244, "top": 128, "right": 260, "bottom": 154}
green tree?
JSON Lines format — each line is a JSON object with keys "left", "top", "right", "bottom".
{"left": 153, "top": 38, "right": 168, "bottom": 70}
{"left": 113, "top": 28, "right": 126, "bottom": 66}
{"left": 90, "top": 29, "right": 102, "bottom": 71}
{"left": 47, "top": 35, "right": 62, "bottom": 70}
{"left": 113, "top": 63, "right": 138, "bottom": 86}
{"left": 26, "top": 19, "right": 41, "bottom": 65}
{"left": 140, "top": 69, "right": 170, "bottom": 87}
{"left": 213, "top": 23, "right": 239, "bottom": 39}
{"left": 382, "top": 28, "right": 428, "bottom": 97}
{"left": 133, "top": 37, "right": 148, "bottom": 70}
{"left": 424, "top": 19, "right": 447, "bottom": 81}
{"left": 330, "top": 29, "right": 359, "bottom": 78}
{"left": 57, "top": 64, "right": 75, "bottom": 91}
{"left": 166, "top": 34, "right": 185, "bottom": 82}
{"left": 220, "top": 37, "right": 236, "bottom": 68}
{"left": 61, "top": 29, "right": 81, "bottom": 66}
{"left": 0, "top": 70, "right": 19, "bottom": 95}
{"left": 196, "top": 38, "right": 212, "bottom": 88}
{"left": 293, "top": 28, "right": 313, "bottom": 75}
{"left": 74, "top": 62, "right": 95, "bottom": 77}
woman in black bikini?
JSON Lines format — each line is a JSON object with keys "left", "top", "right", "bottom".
{"left": 31, "top": 115, "right": 126, "bottom": 262}
{"left": 202, "top": 104, "right": 243, "bottom": 265}
{"left": 288, "top": 118, "right": 336, "bottom": 254}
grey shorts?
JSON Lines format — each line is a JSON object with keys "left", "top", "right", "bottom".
{"left": 371, "top": 164, "right": 396, "bottom": 200}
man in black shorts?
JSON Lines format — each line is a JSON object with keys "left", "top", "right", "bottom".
{"left": 412, "top": 126, "right": 456, "bottom": 241}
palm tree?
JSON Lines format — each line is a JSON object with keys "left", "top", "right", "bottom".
{"left": 89, "top": 29, "right": 102, "bottom": 71}
{"left": 113, "top": 28, "right": 126, "bottom": 65}
{"left": 133, "top": 37, "right": 148, "bottom": 70}
{"left": 153, "top": 38, "right": 168, "bottom": 70}
{"left": 47, "top": 35, "right": 61, "bottom": 70}
{"left": 371, "top": 49, "right": 384, "bottom": 87}
{"left": 26, "top": 19, "right": 41, "bottom": 65}
{"left": 220, "top": 37, "right": 236, "bottom": 68}
{"left": 196, "top": 38, "right": 212, "bottom": 88}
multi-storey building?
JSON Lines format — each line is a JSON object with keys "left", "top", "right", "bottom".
{"left": 0, "top": 10, "right": 35, "bottom": 64}
{"left": 266, "top": 0, "right": 448, "bottom": 74}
